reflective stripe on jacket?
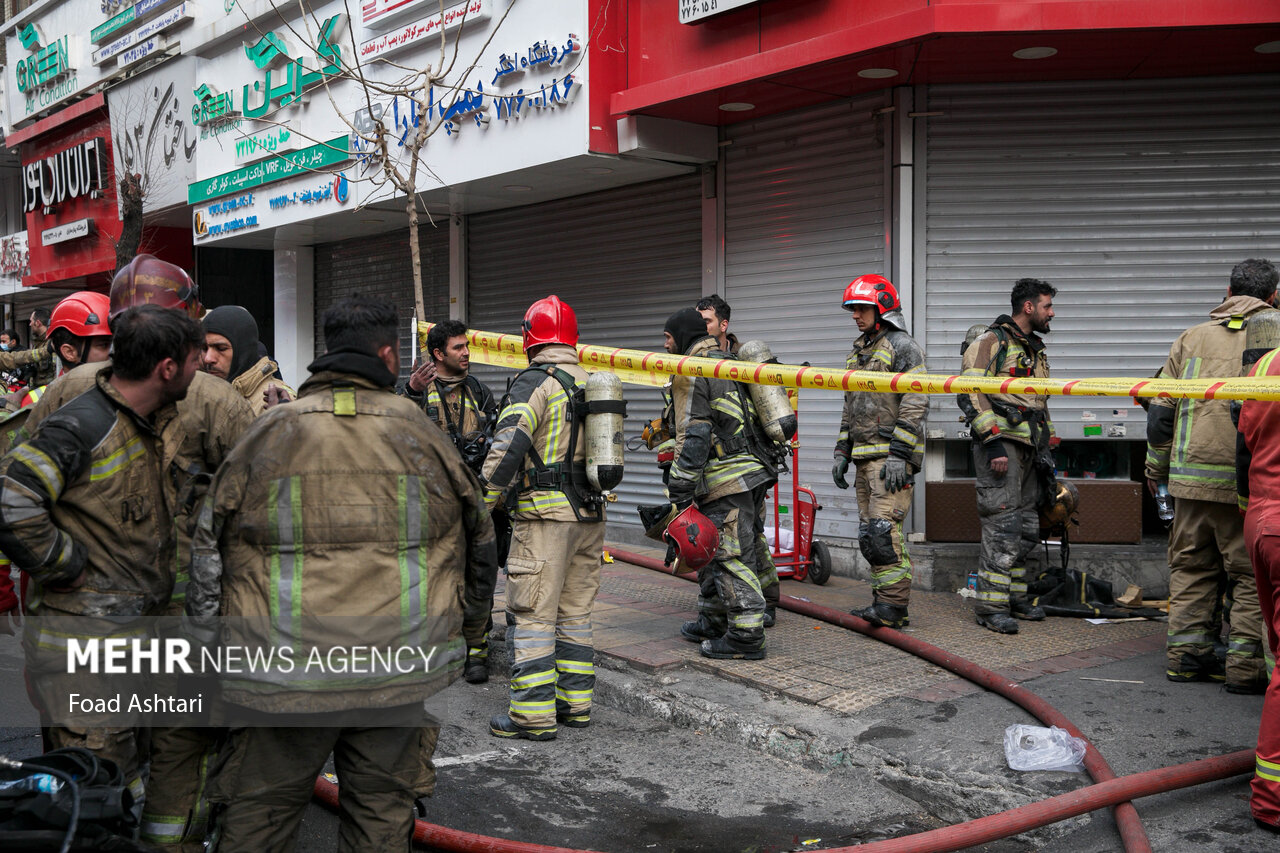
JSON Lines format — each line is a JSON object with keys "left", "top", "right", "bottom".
{"left": 482, "top": 345, "right": 592, "bottom": 522}
{"left": 0, "top": 370, "right": 171, "bottom": 621}
{"left": 1146, "top": 295, "right": 1273, "bottom": 504}
{"left": 836, "top": 327, "right": 928, "bottom": 468}
{"left": 668, "top": 337, "right": 773, "bottom": 504}
{"left": 960, "top": 319, "right": 1053, "bottom": 449}
{"left": 185, "top": 370, "right": 498, "bottom": 713}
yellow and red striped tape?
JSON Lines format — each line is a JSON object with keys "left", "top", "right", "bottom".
{"left": 419, "top": 322, "right": 1280, "bottom": 402}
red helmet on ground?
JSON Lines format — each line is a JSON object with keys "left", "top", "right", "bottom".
{"left": 664, "top": 505, "right": 720, "bottom": 571}
{"left": 109, "top": 254, "right": 201, "bottom": 320}
{"left": 49, "top": 291, "right": 112, "bottom": 339}
{"left": 522, "top": 295, "right": 578, "bottom": 352}
{"left": 842, "top": 274, "right": 900, "bottom": 313}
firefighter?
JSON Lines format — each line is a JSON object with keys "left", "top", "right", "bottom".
{"left": 1235, "top": 290, "right": 1280, "bottom": 833}
{"left": 183, "top": 295, "right": 497, "bottom": 851}
{"left": 26, "top": 256, "right": 255, "bottom": 851}
{"left": 201, "top": 304, "right": 294, "bottom": 415}
{"left": 696, "top": 294, "right": 782, "bottom": 627}
{"left": 665, "top": 307, "right": 776, "bottom": 660}
{"left": 832, "top": 275, "right": 928, "bottom": 629}
{"left": 0, "top": 292, "right": 113, "bottom": 635}
{"left": 0, "top": 306, "right": 205, "bottom": 811}
{"left": 402, "top": 318, "right": 506, "bottom": 683}
{"left": 1147, "top": 258, "right": 1274, "bottom": 692}
{"left": 482, "top": 295, "right": 607, "bottom": 740}
{"left": 960, "top": 278, "right": 1058, "bottom": 634}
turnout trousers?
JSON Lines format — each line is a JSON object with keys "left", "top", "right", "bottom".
{"left": 695, "top": 489, "right": 767, "bottom": 650}
{"left": 1168, "top": 497, "right": 1265, "bottom": 685}
{"left": 504, "top": 518, "right": 604, "bottom": 729}
{"left": 972, "top": 441, "right": 1041, "bottom": 618}
{"left": 206, "top": 719, "right": 435, "bottom": 853}
{"left": 1245, "top": 510, "right": 1280, "bottom": 829}
{"left": 753, "top": 487, "right": 780, "bottom": 609}
{"left": 854, "top": 456, "right": 915, "bottom": 607}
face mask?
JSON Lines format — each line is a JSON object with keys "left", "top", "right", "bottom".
{"left": 0, "top": 344, "right": 9, "bottom": 351}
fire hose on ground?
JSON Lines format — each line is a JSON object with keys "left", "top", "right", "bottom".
{"left": 310, "top": 548, "right": 1255, "bottom": 853}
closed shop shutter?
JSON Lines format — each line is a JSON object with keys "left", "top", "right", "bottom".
{"left": 313, "top": 224, "right": 451, "bottom": 380}
{"left": 923, "top": 74, "right": 1280, "bottom": 441}
{"left": 722, "top": 94, "right": 890, "bottom": 538}
{"left": 467, "top": 175, "right": 702, "bottom": 530}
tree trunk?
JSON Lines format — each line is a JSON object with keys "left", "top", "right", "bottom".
{"left": 114, "top": 173, "right": 144, "bottom": 274}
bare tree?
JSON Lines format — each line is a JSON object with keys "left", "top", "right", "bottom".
{"left": 213, "top": 0, "right": 587, "bottom": 321}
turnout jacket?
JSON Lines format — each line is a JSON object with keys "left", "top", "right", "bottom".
{"left": 29, "top": 363, "right": 254, "bottom": 606}
{"left": 0, "top": 369, "right": 172, "bottom": 621}
{"left": 232, "top": 355, "right": 294, "bottom": 417}
{"left": 1146, "top": 295, "right": 1274, "bottom": 504}
{"left": 481, "top": 344, "right": 593, "bottom": 521}
{"left": 835, "top": 327, "right": 928, "bottom": 470}
{"left": 403, "top": 373, "right": 496, "bottom": 439}
{"left": 668, "top": 336, "right": 774, "bottom": 505}
{"left": 1238, "top": 347, "right": 1280, "bottom": 516}
{"left": 960, "top": 317, "right": 1054, "bottom": 451}
{"left": 184, "top": 360, "right": 499, "bottom": 713}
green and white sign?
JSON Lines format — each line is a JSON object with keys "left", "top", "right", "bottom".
{"left": 187, "top": 135, "right": 351, "bottom": 204}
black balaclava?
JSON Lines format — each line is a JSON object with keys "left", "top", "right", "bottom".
{"left": 202, "top": 305, "right": 260, "bottom": 381}
{"left": 665, "top": 308, "right": 711, "bottom": 355}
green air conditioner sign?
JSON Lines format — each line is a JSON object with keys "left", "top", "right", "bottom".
{"left": 187, "top": 135, "right": 351, "bottom": 204}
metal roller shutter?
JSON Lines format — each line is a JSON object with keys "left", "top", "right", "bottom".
{"left": 313, "top": 224, "right": 451, "bottom": 382}
{"left": 923, "top": 75, "right": 1280, "bottom": 440}
{"left": 722, "top": 95, "right": 890, "bottom": 539}
{"left": 467, "top": 175, "right": 702, "bottom": 532}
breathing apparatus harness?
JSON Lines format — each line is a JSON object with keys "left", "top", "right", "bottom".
{"left": 507, "top": 364, "right": 625, "bottom": 522}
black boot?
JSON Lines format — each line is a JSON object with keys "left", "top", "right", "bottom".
{"left": 680, "top": 617, "right": 722, "bottom": 643}
{"left": 1166, "top": 650, "right": 1226, "bottom": 683}
{"left": 489, "top": 714, "right": 556, "bottom": 741}
{"left": 463, "top": 645, "right": 489, "bottom": 684}
{"left": 852, "top": 601, "right": 909, "bottom": 629}
{"left": 763, "top": 605, "right": 777, "bottom": 628}
{"left": 976, "top": 612, "right": 1019, "bottom": 634}
{"left": 556, "top": 705, "right": 591, "bottom": 728}
{"left": 700, "top": 636, "right": 765, "bottom": 660}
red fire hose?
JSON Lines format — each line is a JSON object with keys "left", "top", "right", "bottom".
{"left": 308, "top": 548, "right": 1254, "bottom": 853}
{"left": 610, "top": 547, "right": 1156, "bottom": 852}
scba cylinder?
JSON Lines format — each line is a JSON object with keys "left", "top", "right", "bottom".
{"left": 586, "top": 371, "right": 625, "bottom": 492}
{"left": 736, "top": 340, "right": 797, "bottom": 444}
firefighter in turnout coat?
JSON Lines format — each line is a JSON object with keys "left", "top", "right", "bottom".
{"left": 182, "top": 296, "right": 498, "bottom": 852}
{"left": 665, "top": 308, "right": 776, "bottom": 661}
{"left": 960, "top": 279, "right": 1058, "bottom": 635}
{"left": 832, "top": 275, "right": 928, "bottom": 629}
{"left": 1147, "top": 259, "right": 1275, "bottom": 692}
{"left": 482, "top": 295, "right": 605, "bottom": 741}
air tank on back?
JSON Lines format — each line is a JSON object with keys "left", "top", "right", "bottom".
{"left": 585, "top": 371, "right": 626, "bottom": 492}
{"left": 736, "top": 340, "right": 798, "bottom": 444}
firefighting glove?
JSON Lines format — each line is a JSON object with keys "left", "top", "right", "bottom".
{"left": 832, "top": 457, "right": 850, "bottom": 490}
{"left": 881, "top": 456, "right": 910, "bottom": 493}
{"left": 663, "top": 540, "right": 678, "bottom": 568}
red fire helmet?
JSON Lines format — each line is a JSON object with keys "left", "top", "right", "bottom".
{"left": 842, "top": 274, "right": 900, "bottom": 314}
{"left": 49, "top": 291, "right": 112, "bottom": 338}
{"left": 664, "top": 505, "right": 720, "bottom": 571}
{"left": 109, "top": 254, "right": 201, "bottom": 320}
{"left": 522, "top": 295, "right": 579, "bottom": 352}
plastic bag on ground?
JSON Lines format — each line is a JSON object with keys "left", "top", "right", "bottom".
{"left": 1003, "top": 724, "right": 1087, "bottom": 771}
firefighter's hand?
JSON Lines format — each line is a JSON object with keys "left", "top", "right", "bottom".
{"left": 0, "top": 604, "right": 21, "bottom": 635}
{"left": 1146, "top": 478, "right": 1159, "bottom": 498}
{"left": 264, "top": 385, "right": 292, "bottom": 408}
{"left": 408, "top": 359, "right": 437, "bottom": 392}
{"left": 832, "top": 457, "right": 850, "bottom": 489}
{"left": 989, "top": 456, "right": 1009, "bottom": 476}
{"left": 48, "top": 570, "right": 87, "bottom": 593}
{"left": 881, "top": 456, "right": 910, "bottom": 493}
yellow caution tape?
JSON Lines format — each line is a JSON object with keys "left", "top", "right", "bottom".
{"left": 418, "top": 322, "right": 1280, "bottom": 401}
